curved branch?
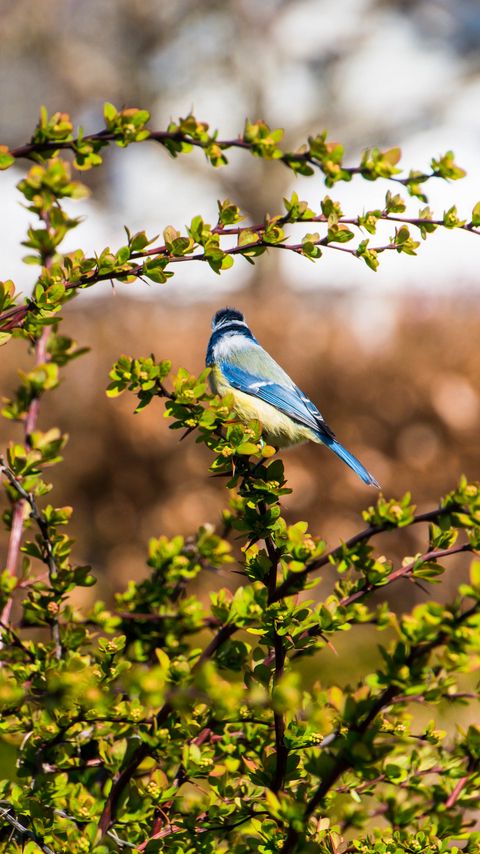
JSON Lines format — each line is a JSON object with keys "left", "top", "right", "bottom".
{"left": 8, "top": 124, "right": 439, "bottom": 194}
{"left": 274, "top": 505, "right": 453, "bottom": 600}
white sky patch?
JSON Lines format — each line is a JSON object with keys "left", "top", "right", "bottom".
{"left": 274, "top": 0, "right": 372, "bottom": 58}
{"left": 339, "top": 12, "right": 459, "bottom": 128}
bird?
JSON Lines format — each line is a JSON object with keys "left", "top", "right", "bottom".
{"left": 206, "top": 307, "right": 379, "bottom": 487}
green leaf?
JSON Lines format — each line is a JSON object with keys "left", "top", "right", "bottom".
{"left": 470, "top": 559, "right": 480, "bottom": 590}
{"left": 0, "top": 146, "right": 15, "bottom": 170}
{"left": 471, "top": 202, "right": 480, "bottom": 227}
{"left": 103, "top": 102, "right": 118, "bottom": 124}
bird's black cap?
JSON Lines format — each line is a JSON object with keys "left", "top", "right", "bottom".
{"left": 212, "top": 307, "right": 245, "bottom": 328}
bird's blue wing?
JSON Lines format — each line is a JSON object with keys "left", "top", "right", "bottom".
{"left": 220, "top": 359, "right": 335, "bottom": 439}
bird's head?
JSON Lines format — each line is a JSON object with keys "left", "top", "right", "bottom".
{"left": 211, "top": 307, "right": 247, "bottom": 332}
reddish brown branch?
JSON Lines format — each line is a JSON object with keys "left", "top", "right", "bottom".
{"left": 340, "top": 542, "right": 472, "bottom": 609}
{"left": 2, "top": 206, "right": 478, "bottom": 334}
{"left": 0, "top": 325, "right": 50, "bottom": 628}
{"left": 9, "top": 126, "right": 436, "bottom": 195}
{"left": 445, "top": 775, "right": 469, "bottom": 809}
{"left": 275, "top": 505, "right": 458, "bottom": 600}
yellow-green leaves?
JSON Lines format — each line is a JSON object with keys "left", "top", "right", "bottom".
{"left": 431, "top": 150, "right": 466, "bottom": 181}
{"left": 283, "top": 191, "right": 316, "bottom": 221}
{"left": 217, "top": 198, "right": 244, "bottom": 225}
{"left": 103, "top": 102, "right": 150, "bottom": 145}
{"left": 33, "top": 106, "right": 74, "bottom": 145}
{"left": 107, "top": 354, "right": 172, "bottom": 411}
{"left": 361, "top": 146, "right": 402, "bottom": 180}
{"left": 244, "top": 119, "right": 284, "bottom": 159}
{"left": 0, "top": 145, "right": 15, "bottom": 170}
{"left": 356, "top": 239, "right": 379, "bottom": 271}
{"left": 443, "top": 205, "right": 467, "bottom": 229}
{"left": 163, "top": 224, "right": 195, "bottom": 256}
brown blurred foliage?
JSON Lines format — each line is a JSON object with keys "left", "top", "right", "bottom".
{"left": 1, "top": 291, "right": 478, "bottom": 612}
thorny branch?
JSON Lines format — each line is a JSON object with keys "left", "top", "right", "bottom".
{"left": 0, "top": 802, "right": 57, "bottom": 854}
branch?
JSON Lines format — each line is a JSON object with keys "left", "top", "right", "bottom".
{"left": 271, "top": 628, "right": 288, "bottom": 794}
{"left": 0, "top": 802, "right": 57, "bottom": 854}
{"left": 340, "top": 542, "right": 472, "bottom": 609}
{"left": 287, "top": 541, "right": 473, "bottom": 660}
{"left": 0, "top": 197, "right": 56, "bottom": 628}
{"left": 260, "top": 507, "right": 289, "bottom": 794}
{"left": 0, "top": 460, "right": 62, "bottom": 658}
{"left": 0, "top": 619, "right": 36, "bottom": 662}
{"left": 444, "top": 775, "right": 470, "bottom": 810}
{"left": 7, "top": 122, "right": 442, "bottom": 195}
{"left": 274, "top": 505, "right": 458, "bottom": 600}
{"left": 1, "top": 206, "right": 479, "bottom": 333}
{"left": 1, "top": 328, "right": 51, "bottom": 626}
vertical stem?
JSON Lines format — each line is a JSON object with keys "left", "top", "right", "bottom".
{"left": 271, "top": 630, "right": 288, "bottom": 792}
{"left": 1, "top": 207, "right": 53, "bottom": 631}
{"left": 1, "top": 325, "right": 50, "bottom": 628}
{"left": 260, "top": 498, "right": 289, "bottom": 793}
{"left": 24, "top": 328, "right": 49, "bottom": 442}
{"left": 3, "top": 505, "right": 25, "bottom": 618}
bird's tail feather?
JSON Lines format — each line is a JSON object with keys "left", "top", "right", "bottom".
{"left": 322, "top": 436, "right": 380, "bottom": 487}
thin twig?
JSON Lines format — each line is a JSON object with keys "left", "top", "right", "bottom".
{"left": 0, "top": 619, "right": 36, "bottom": 662}
{"left": 0, "top": 803, "right": 57, "bottom": 854}
{"left": 1, "top": 205, "right": 478, "bottom": 333}
{"left": 275, "top": 505, "right": 458, "bottom": 600}
{"left": 340, "top": 542, "right": 472, "bottom": 609}
{"left": 9, "top": 125, "right": 440, "bottom": 198}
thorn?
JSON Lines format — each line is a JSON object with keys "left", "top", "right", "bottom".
{"left": 179, "top": 426, "right": 196, "bottom": 442}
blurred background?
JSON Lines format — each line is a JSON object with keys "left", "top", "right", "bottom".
{"left": 1, "top": 0, "right": 480, "bottom": 672}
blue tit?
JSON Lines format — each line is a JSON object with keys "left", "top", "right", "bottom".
{"left": 206, "top": 307, "right": 379, "bottom": 487}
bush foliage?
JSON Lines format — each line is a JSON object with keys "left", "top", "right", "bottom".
{"left": 0, "top": 106, "right": 479, "bottom": 853}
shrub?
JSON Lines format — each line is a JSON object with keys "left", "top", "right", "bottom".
{"left": 0, "top": 106, "right": 479, "bottom": 853}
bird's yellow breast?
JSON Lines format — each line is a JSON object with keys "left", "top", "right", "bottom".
{"left": 210, "top": 365, "right": 319, "bottom": 448}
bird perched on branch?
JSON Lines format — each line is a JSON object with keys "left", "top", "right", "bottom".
{"left": 206, "top": 307, "right": 379, "bottom": 487}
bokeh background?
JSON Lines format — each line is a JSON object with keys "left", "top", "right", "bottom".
{"left": 1, "top": 0, "right": 480, "bottom": 670}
